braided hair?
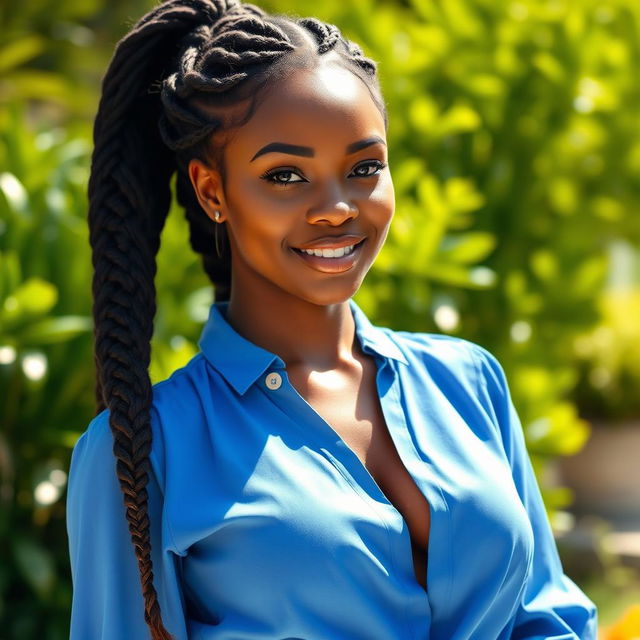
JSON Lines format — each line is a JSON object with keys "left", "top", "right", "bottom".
{"left": 87, "top": 0, "right": 386, "bottom": 637}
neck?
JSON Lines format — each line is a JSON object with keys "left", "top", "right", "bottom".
{"left": 225, "top": 285, "right": 356, "bottom": 372}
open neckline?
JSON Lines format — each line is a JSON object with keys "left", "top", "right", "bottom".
{"left": 201, "top": 297, "right": 445, "bottom": 609}
{"left": 280, "top": 351, "right": 433, "bottom": 597}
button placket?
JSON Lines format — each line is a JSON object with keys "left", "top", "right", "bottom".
{"left": 261, "top": 356, "right": 431, "bottom": 639}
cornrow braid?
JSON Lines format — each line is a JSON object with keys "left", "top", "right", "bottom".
{"left": 87, "top": 0, "right": 387, "bottom": 637}
{"left": 296, "top": 17, "right": 341, "bottom": 54}
{"left": 295, "top": 17, "right": 378, "bottom": 74}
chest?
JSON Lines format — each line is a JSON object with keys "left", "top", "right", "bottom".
{"left": 164, "top": 346, "right": 540, "bottom": 635}
{"left": 288, "top": 362, "right": 431, "bottom": 591}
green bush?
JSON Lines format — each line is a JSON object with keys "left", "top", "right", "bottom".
{"left": 573, "top": 285, "right": 640, "bottom": 422}
{"left": 1, "top": 0, "right": 639, "bottom": 636}
{"left": 0, "top": 104, "right": 94, "bottom": 637}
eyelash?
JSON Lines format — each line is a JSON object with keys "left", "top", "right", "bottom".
{"left": 259, "top": 160, "right": 388, "bottom": 188}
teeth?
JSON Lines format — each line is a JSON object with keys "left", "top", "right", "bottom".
{"left": 301, "top": 243, "right": 357, "bottom": 258}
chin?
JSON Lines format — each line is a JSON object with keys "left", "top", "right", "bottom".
{"left": 293, "top": 277, "right": 366, "bottom": 308}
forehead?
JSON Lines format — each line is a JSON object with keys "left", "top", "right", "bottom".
{"left": 228, "top": 63, "right": 386, "bottom": 160}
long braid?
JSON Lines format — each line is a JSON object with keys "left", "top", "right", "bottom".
{"left": 88, "top": 0, "right": 385, "bottom": 637}
{"left": 89, "top": 2, "right": 240, "bottom": 637}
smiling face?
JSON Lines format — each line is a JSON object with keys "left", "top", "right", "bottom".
{"left": 189, "top": 59, "right": 394, "bottom": 309}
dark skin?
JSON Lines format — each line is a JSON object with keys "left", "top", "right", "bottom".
{"left": 189, "top": 57, "right": 431, "bottom": 591}
{"left": 190, "top": 59, "right": 393, "bottom": 367}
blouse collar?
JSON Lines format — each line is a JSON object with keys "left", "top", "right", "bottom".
{"left": 198, "top": 298, "right": 408, "bottom": 395}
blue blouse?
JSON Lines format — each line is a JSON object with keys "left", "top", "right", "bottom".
{"left": 66, "top": 299, "right": 597, "bottom": 639}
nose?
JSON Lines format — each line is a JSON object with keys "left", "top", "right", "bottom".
{"left": 306, "top": 185, "right": 359, "bottom": 226}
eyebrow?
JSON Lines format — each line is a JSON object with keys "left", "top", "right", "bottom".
{"left": 249, "top": 136, "right": 386, "bottom": 162}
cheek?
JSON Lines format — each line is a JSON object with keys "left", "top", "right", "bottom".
{"left": 365, "top": 168, "right": 394, "bottom": 203}
{"left": 225, "top": 204, "right": 291, "bottom": 269}
{"left": 380, "top": 172, "right": 395, "bottom": 207}
{"left": 229, "top": 176, "right": 302, "bottom": 232}
{"left": 225, "top": 182, "right": 285, "bottom": 246}
{"left": 367, "top": 176, "right": 395, "bottom": 229}
{"left": 228, "top": 215, "right": 283, "bottom": 255}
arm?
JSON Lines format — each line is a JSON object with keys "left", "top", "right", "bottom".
{"left": 66, "top": 410, "right": 188, "bottom": 639}
{"left": 471, "top": 344, "right": 598, "bottom": 640}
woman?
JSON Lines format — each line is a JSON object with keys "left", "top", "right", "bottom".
{"left": 65, "top": 0, "right": 598, "bottom": 638}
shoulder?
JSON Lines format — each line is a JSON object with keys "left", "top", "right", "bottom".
{"left": 70, "top": 352, "right": 212, "bottom": 487}
{"left": 381, "top": 326, "right": 512, "bottom": 409}
{"left": 389, "top": 328, "right": 500, "bottom": 380}
{"left": 382, "top": 328, "right": 519, "bottom": 448}
{"left": 150, "top": 351, "right": 211, "bottom": 409}
{"left": 69, "top": 407, "right": 112, "bottom": 475}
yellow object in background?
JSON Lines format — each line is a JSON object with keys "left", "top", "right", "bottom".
{"left": 604, "top": 604, "right": 640, "bottom": 640}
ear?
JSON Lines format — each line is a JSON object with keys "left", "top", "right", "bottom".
{"left": 188, "top": 158, "right": 227, "bottom": 223}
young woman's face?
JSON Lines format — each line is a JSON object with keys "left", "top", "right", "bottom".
{"left": 198, "top": 61, "right": 394, "bottom": 307}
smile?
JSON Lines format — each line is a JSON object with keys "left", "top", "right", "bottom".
{"left": 299, "top": 243, "right": 358, "bottom": 258}
{"left": 290, "top": 238, "right": 366, "bottom": 274}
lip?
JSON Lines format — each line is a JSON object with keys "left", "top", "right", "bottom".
{"left": 293, "top": 234, "right": 366, "bottom": 251}
{"left": 290, "top": 238, "right": 366, "bottom": 274}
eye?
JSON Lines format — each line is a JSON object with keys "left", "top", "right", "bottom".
{"left": 260, "top": 168, "right": 306, "bottom": 188}
{"left": 351, "top": 160, "right": 388, "bottom": 178}
{"left": 259, "top": 160, "right": 388, "bottom": 189}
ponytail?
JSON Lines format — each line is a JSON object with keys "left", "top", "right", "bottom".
{"left": 88, "top": 2, "right": 237, "bottom": 637}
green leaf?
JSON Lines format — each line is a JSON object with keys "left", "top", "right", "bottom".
{"left": 408, "top": 95, "right": 439, "bottom": 134}
{"left": 437, "top": 103, "right": 481, "bottom": 137}
{"left": 150, "top": 337, "right": 198, "bottom": 384}
{"left": 0, "top": 172, "right": 29, "bottom": 215}
{"left": 526, "top": 402, "right": 591, "bottom": 456}
{"left": 572, "top": 256, "right": 607, "bottom": 297}
{"left": 1, "top": 278, "right": 58, "bottom": 326}
{"left": 4, "top": 70, "right": 94, "bottom": 111}
{"left": 444, "top": 177, "right": 486, "bottom": 215}
{"left": 185, "top": 286, "right": 215, "bottom": 324}
{"left": 530, "top": 249, "right": 559, "bottom": 281}
{"left": 13, "top": 538, "right": 55, "bottom": 599}
{"left": 533, "top": 52, "right": 566, "bottom": 83}
{"left": 467, "top": 74, "right": 505, "bottom": 98}
{"left": 549, "top": 177, "right": 578, "bottom": 216}
{"left": 426, "top": 262, "right": 496, "bottom": 289}
{"left": 0, "top": 35, "right": 46, "bottom": 73}
{"left": 0, "top": 251, "right": 22, "bottom": 303}
{"left": 389, "top": 157, "right": 427, "bottom": 196}
{"left": 438, "top": 232, "right": 496, "bottom": 264}
{"left": 17, "top": 315, "right": 92, "bottom": 344}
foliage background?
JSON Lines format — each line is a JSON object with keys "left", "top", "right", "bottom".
{"left": 1, "top": 0, "right": 639, "bottom": 637}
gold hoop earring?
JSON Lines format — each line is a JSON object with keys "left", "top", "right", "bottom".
{"left": 213, "top": 211, "right": 224, "bottom": 259}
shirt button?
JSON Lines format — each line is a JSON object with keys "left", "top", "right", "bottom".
{"left": 265, "top": 372, "right": 282, "bottom": 390}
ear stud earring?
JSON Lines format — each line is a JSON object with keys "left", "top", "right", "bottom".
{"left": 214, "top": 210, "right": 221, "bottom": 222}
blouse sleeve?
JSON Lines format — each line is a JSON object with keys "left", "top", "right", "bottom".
{"left": 470, "top": 344, "right": 598, "bottom": 640}
{"left": 66, "top": 409, "right": 188, "bottom": 639}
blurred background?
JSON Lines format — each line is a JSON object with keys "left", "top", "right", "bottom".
{"left": 1, "top": 0, "right": 639, "bottom": 637}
